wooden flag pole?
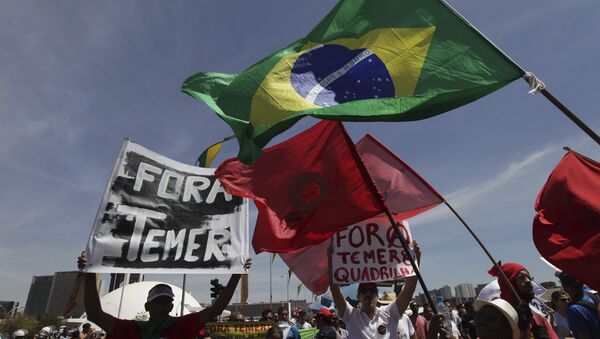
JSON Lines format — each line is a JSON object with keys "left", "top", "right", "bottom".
{"left": 341, "top": 122, "right": 439, "bottom": 312}
{"left": 382, "top": 210, "right": 439, "bottom": 313}
{"left": 444, "top": 201, "right": 522, "bottom": 304}
{"left": 539, "top": 88, "right": 600, "bottom": 146}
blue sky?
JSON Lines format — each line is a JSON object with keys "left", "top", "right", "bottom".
{"left": 1, "top": 0, "right": 599, "bottom": 308}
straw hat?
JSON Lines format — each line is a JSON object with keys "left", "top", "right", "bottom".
{"left": 474, "top": 298, "right": 520, "bottom": 339}
{"left": 378, "top": 291, "right": 396, "bottom": 305}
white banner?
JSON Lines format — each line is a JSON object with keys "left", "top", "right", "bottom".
{"left": 85, "top": 139, "right": 249, "bottom": 274}
{"left": 331, "top": 219, "right": 415, "bottom": 284}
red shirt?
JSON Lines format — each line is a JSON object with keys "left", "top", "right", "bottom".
{"left": 110, "top": 312, "right": 202, "bottom": 339}
{"left": 409, "top": 314, "right": 428, "bottom": 339}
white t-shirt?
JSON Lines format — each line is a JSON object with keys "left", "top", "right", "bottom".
{"left": 396, "top": 314, "right": 415, "bottom": 339}
{"left": 300, "top": 322, "right": 312, "bottom": 329}
{"left": 342, "top": 301, "right": 402, "bottom": 339}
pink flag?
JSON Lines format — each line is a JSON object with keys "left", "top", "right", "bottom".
{"left": 281, "top": 134, "right": 444, "bottom": 294}
{"left": 356, "top": 134, "right": 444, "bottom": 219}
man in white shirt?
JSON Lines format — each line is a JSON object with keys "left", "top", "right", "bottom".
{"left": 397, "top": 313, "right": 416, "bottom": 339}
{"left": 329, "top": 242, "right": 421, "bottom": 339}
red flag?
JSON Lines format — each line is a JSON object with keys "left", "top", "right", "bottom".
{"left": 357, "top": 134, "right": 444, "bottom": 219}
{"left": 533, "top": 150, "right": 600, "bottom": 291}
{"left": 216, "top": 121, "right": 383, "bottom": 253}
{"left": 281, "top": 135, "right": 444, "bottom": 294}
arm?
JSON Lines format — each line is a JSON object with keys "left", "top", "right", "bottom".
{"left": 329, "top": 246, "right": 347, "bottom": 317}
{"left": 78, "top": 254, "right": 117, "bottom": 335}
{"left": 394, "top": 241, "right": 421, "bottom": 314}
{"left": 198, "top": 258, "right": 252, "bottom": 326}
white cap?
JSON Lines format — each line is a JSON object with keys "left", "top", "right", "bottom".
{"left": 147, "top": 283, "right": 175, "bottom": 302}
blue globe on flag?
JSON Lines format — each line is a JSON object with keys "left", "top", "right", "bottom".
{"left": 290, "top": 44, "right": 395, "bottom": 107}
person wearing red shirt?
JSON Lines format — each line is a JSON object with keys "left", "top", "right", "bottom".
{"left": 408, "top": 301, "right": 428, "bottom": 339}
{"left": 77, "top": 253, "right": 251, "bottom": 339}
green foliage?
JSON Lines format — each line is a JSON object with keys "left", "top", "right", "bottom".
{"left": 0, "top": 314, "right": 39, "bottom": 337}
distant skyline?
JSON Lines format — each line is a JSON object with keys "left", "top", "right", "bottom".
{"left": 1, "top": 0, "right": 599, "bottom": 309}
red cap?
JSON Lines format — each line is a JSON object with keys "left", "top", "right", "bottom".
{"left": 317, "top": 307, "right": 333, "bottom": 318}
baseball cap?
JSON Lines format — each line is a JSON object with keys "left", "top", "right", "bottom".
{"left": 316, "top": 307, "right": 333, "bottom": 318}
{"left": 147, "top": 284, "right": 175, "bottom": 302}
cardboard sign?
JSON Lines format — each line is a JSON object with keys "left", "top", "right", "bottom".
{"left": 332, "top": 219, "right": 415, "bottom": 284}
{"left": 85, "top": 139, "right": 249, "bottom": 274}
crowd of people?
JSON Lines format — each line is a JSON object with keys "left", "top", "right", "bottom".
{"left": 9, "top": 323, "right": 104, "bottom": 339}
{"left": 10, "top": 250, "right": 598, "bottom": 339}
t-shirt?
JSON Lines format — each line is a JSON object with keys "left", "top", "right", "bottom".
{"left": 279, "top": 321, "right": 300, "bottom": 339}
{"left": 342, "top": 301, "right": 401, "bottom": 339}
{"left": 396, "top": 314, "right": 415, "bottom": 339}
{"left": 532, "top": 312, "right": 559, "bottom": 339}
{"left": 552, "top": 312, "right": 571, "bottom": 339}
{"left": 409, "top": 314, "right": 428, "bottom": 339}
{"left": 567, "top": 293, "right": 600, "bottom": 339}
{"left": 109, "top": 312, "right": 201, "bottom": 339}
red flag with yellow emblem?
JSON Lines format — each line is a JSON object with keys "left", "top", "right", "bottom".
{"left": 216, "top": 121, "right": 384, "bottom": 253}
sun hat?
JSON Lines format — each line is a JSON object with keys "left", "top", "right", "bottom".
{"left": 474, "top": 298, "right": 519, "bottom": 339}
{"left": 147, "top": 283, "right": 175, "bottom": 302}
{"left": 378, "top": 291, "right": 396, "bottom": 305}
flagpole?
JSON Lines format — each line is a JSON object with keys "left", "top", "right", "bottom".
{"left": 443, "top": 201, "right": 522, "bottom": 304}
{"left": 269, "top": 255, "right": 273, "bottom": 310}
{"left": 340, "top": 124, "right": 438, "bottom": 313}
{"left": 180, "top": 274, "right": 187, "bottom": 316}
{"left": 439, "top": 0, "right": 600, "bottom": 147}
{"left": 539, "top": 88, "right": 600, "bottom": 146}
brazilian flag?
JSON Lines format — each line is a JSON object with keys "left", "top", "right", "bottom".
{"left": 183, "top": 0, "right": 524, "bottom": 163}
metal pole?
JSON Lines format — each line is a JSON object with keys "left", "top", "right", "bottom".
{"left": 180, "top": 274, "right": 187, "bottom": 316}
{"left": 444, "top": 201, "right": 522, "bottom": 304}
{"left": 269, "top": 257, "right": 273, "bottom": 309}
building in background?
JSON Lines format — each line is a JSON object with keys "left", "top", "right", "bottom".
{"left": 439, "top": 285, "right": 453, "bottom": 300}
{"left": 455, "top": 283, "right": 477, "bottom": 303}
{"left": 45, "top": 272, "right": 86, "bottom": 316}
{"left": 0, "top": 301, "right": 19, "bottom": 319}
{"left": 24, "top": 271, "right": 98, "bottom": 317}
{"left": 24, "top": 275, "right": 54, "bottom": 316}
{"left": 108, "top": 273, "right": 143, "bottom": 293}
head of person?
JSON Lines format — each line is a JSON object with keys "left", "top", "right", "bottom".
{"left": 464, "top": 301, "right": 475, "bottom": 317}
{"left": 556, "top": 271, "right": 584, "bottom": 301}
{"left": 474, "top": 298, "right": 519, "bottom": 339}
{"left": 261, "top": 309, "right": 274, "bottom": 321}
{"left": 445, "top": 301, "right": 453, "bottom": 312}
{"left": 551, "top": 289, "right": 571, "bottom": 313}
{"left": 277, "top": 306, "right": 290, "bottom": 323}
{"left": 144, "top": 283, "right": 175, "bottom": 321}
{"left": 377, "top": 291, "right": 396, "bottom": 307}
{"left": 266, "top": 326, "right": 284, "bottom": 339}
{"left": 13, "top": 329, "right": 27, "bottom": 339}
{"left": 229, "top": 311, "right": 245, "bottom": 322}
{"left": 488, "top": 262, "right": 534, "bottom": 305}
{"left": 458, "top": 303, "right": 467, "bottom": 317}
{"left": 409, "top": 301, "right": 419, "bottom": 315}
{"left": 82, "top": 323, "right": 91, "bottom": 334}
{"left": 422, "top": 304, "right": 434, "bottom": 321}
{"left": 356, "top": 282, "right": 378, "bottom": 310}
{"left": 314, "top": 307, "right": 335, "bottom": 328}
{"left": 298, "top": 310, "right": 308, "bottom": 323}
